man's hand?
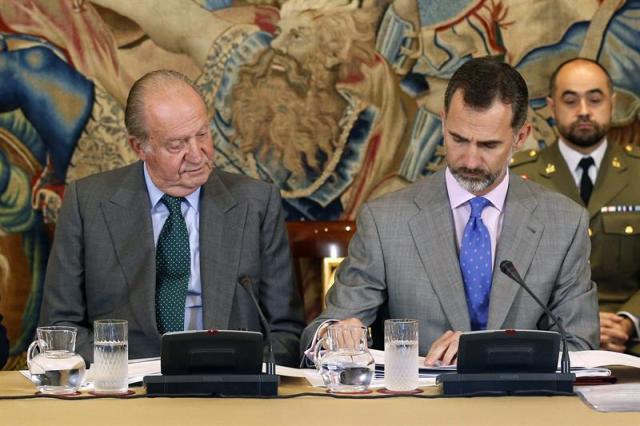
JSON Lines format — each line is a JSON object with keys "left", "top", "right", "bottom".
{"left": 424, "top": 330, "right": 461, "bottom": 366}
{"left": 334, "top": 318, "right": 365, "bottom": 329}
{"left": 320, "top": 318, "right": 366, "bottom": 349}
{"left": 600, "top": 312, "right": 634, "bottom": 352}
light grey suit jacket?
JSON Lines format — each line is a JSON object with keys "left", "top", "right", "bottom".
{"left": 41, "top": 162, "right": 305, "bottom": 366}
{"left": 302, "top": 169, "right": 599, "bottom": 355}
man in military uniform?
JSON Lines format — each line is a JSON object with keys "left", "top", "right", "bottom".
{"left": 511, "top": 58, "right": 640, "bottom": 355}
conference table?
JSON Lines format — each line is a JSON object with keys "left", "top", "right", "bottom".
{"left": 1, "top": 368, "right": 639, "bottom": 425}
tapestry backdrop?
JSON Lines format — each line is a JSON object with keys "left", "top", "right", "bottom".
{"left": 0, "top": 0, "right": 638, "bottom": 367}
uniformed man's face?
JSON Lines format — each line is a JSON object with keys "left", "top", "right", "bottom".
{"left": 548, "top": 61, "right": 615, "bottom": 151}
{"left": 442, "top": 90, "right": 530, "bottom": 195}
{"left": 130, "top": 83, "right": 214, "bottom": 197}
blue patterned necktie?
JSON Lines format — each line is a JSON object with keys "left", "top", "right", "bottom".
{"left": 155, "top": 195, "right": 190, "bottom": 334}
{"left": 459, "top": 197, "right": 493, "bottom": 330}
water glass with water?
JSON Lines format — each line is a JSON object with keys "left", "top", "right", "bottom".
{"left": 384, "top": 319, "right": 419, "bottom": 392}
{"left": 93, "top": 319, "right": 128, "bottom": 394}
{"left": 27, "top": 326, "right": 86, "bottom": 394}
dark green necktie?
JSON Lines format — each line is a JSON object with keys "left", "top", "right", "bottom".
{"left": 155, "top": 195, "right": 190, "bottom": 334}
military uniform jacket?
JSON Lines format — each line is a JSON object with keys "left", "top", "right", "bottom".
{"left": 511, "top": 142, "right": 640, "bottom": 354}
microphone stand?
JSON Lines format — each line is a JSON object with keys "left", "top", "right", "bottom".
{"left": 499, "top": 261, "right": 571, "bottom": 375}
{"left": 239, "top": 276, "right": 276, "bottom": 375}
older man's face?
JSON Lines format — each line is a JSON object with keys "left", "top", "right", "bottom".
{"left": 132, "top": 83, "right": 214, "bottom": 197}
{"left": 443, "top": 90, "right": 529, "bottom": 195}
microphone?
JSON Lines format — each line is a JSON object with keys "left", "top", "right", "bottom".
{"left": 238, "top": 276, "right": 276, "bottom": 375}
{"left": 499, "top": 260, "right": 571, "bottom": 374}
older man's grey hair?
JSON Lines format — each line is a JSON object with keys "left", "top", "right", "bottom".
{"left": 124, "top": 70, "right": 206, "bottom": 143}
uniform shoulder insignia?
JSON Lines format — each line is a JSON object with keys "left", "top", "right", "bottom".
{"left": 510, "top": 149, "right": 539, "bottom": 168}
{"left": 622, "top": 144, "right": 640, "bottom": 159}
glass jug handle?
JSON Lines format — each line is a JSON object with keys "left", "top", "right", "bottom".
{"left": 313, "top": 337, "right": 328, "bottom": 370}
{"left": 26, "top": 340, "right": 40, "bottom": 369}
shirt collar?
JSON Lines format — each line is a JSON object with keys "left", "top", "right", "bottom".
{"left": 445, "top": 166, "right": 509, "bottom": 212}
{"left": 558, "top": 138, "right": 608, "bottom": 173}
{"left": 143, "top": 163, "right": 201, "bottom": 211}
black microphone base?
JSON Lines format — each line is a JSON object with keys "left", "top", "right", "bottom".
{"left": 143, "top": 373, "right": 279, "bottom": 396}
{"left": 438, "top": 372, "right": 574, "bottom": 396}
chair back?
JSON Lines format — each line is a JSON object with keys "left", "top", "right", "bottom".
{"left": 286, "top": 221, "right": 356, "bottom": 321}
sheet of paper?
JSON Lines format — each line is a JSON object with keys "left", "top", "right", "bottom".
{"left": 125, "top": 357, "right": 161, "bottom": 384}
{"left": 572, "top": 367, "right": 611, "bottom": 378}
{"left": 270, "top": 364, "right": 309, "bottom": 378}
{"left": 568, "top": 350, "right": 640, "bottom": 369}
{"left": 576, "top": 384, "right": 640, "bottom": 412}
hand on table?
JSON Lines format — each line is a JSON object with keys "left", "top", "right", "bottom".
{"left": 423, "top": 330, "right": 461, "bottom": 366}
{"left": 599, "top": 312, "right": 634, "bottom": 353}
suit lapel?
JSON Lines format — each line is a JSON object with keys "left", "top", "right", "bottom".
{"left": 488, "top": 174, "right": 544, "bottom": 329}
{"left": 101, "top": 162, "right": 159, "bottom": 340}
{"left": 409, "top": 171, "right": 471, "bottom": 331}
{"left": 587, "top": 143, "right": 629, "bottom": 219}
{"left": 199, "top": 172, "right": 246, "bottom": 330}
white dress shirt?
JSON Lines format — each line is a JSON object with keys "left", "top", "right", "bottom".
{"left": 558, "top": 138, "right": 607, "bottom": 187}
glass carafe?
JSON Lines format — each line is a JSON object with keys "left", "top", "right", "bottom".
{"left": 314, "top": 324, "right": 375, "bottom": 393}
{"left": 27, "top": 326, "right": 86, "bottom": 394}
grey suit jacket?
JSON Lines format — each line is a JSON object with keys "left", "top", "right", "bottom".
{"left": 303, "top": 169, "right": 599, "bottom": 355}
{"left": 41, "top": 162, "right": 305, "bottom": 366}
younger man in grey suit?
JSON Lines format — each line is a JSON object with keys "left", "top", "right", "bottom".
{"left": 40, "top": 70, "right": 305, "bottom": 366}
{"left": 302, "top": 58, "right": 599, "bottom": 366}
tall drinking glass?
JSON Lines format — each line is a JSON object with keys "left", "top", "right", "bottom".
{"left": 93, "top": 319, "right": 128, "bottom": 394}
{"left": 384, "top": 319, "right": 419, "bottom": 392}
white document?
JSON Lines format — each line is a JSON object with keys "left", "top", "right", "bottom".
{"left": 568, "top": 350, "right": 640, "bottom": 369}
{"left": 124, "top": 357, "right": 161, "bottom": 384}
{"left": 577, "top": 384, "right": 640, "bottom": 412}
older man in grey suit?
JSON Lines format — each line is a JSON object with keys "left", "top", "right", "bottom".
{"left": 40, "top": 70, "right": 305, "bottom": 366}
{"left": 302, "top": 57, "right": 599, "bottom": 366}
